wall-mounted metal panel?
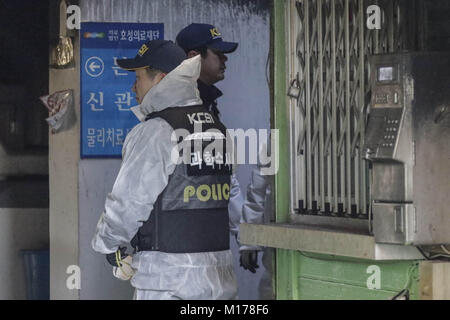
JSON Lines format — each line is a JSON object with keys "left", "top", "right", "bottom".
{"left": 286, "top": 0, "right": 423, "bottom": 233}
{"left": 367, "top": 52, "right": 450, "bottom": 245}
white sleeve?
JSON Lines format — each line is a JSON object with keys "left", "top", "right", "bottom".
{"left": 238, "top": 165, "right": 270, "bottom": 251}
{"left": 91, "top": 119, "right": 177, "bottom": 254}
{"left": 228, "top": 172, "right": 243, "bottom": 239}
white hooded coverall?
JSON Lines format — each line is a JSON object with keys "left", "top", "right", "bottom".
{"left": 91, "top": 56, "right": 240, "bottom": 300}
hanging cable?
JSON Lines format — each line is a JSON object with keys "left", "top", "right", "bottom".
{"left": 441, "top": 245, "right": 450, "bottom": 255}
{"left": 391, "top": 264, "right": 416, "bottom": 300}
{"left": 417, "top": 246, "right": 450, "bottom": 260}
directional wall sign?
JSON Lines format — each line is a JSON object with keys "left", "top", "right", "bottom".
{"left": 80, "top": 22, "right": 164, "bottom": 158}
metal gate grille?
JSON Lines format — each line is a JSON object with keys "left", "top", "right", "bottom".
{"left": 287, "top": 0, "right": 423, "bottom": 226}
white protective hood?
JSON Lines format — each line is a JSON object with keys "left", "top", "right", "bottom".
{"left": 131, "top": 55, "right": 203, "bottom": 121}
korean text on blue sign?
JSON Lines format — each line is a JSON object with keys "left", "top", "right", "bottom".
{"left": 80, "top": 22, "right": 164, "bottom": 158}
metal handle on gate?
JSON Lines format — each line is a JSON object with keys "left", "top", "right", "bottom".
{"left": 287, "top": 76, "right": 301, "bottom": 99}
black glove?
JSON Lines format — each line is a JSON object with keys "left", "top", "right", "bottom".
{"left": 239, "top": 250, "right": 259, "bottom": 273}
{"left": 106, "top": 247, "right": 128, "bottom": 267}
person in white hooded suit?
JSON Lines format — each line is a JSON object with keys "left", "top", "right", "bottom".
{"left": 91, "top": 40, "right": 239, "bottom": 300}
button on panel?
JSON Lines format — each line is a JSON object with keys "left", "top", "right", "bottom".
{"left": 382, "top": 116, "right": 400, "bottom": 147}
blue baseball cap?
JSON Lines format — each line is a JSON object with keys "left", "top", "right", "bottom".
{"left": 117, "top": 40, "right": 186, "bottom": 73}
{"left": 176, "top": 23, "right": 238, "bottom": 54}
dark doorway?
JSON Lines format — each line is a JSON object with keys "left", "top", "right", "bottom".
{"left": 0, "top": 0, "right": 49, "bottom": 207}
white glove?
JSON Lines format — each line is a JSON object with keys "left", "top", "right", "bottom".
{"left": 112, "top": 255, "right": 135, "bottom": 281}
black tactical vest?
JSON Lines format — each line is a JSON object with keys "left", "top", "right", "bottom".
{"left": 130, "top": 106, "right": 232, "bottom": 253}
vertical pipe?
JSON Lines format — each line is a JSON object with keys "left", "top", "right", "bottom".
{"left": 288, "top": 0, "right": 296, "bottom": 212}
{"left": 311, "top": 2, "right": 320, "bottom": 212}
{"left": 354, "top": 1, "right": 360, "bottom": 215}
{"left": 359, "top": 0, "right": 367, "bottom": 215}
{"left": 294, "top": 1, "right": 307, "bottom": 213}
{"left": 299, "top": 2, "right": 307, "bottom": 213}
{"left": 318, "top": 0, "right": 325, "bottom": 212}
{"left": 305, "top": 0, "right": 312, "bottom": 210}
{"left": 294, "top": 1, "right": 303, "bottom": 213}
{"left": 326, "top": 0, "right": 333, "bottom": 212}
{"left": 274, "top": 0, "right": 289, "bottom": 224}
{"left": 339, "top": 0, "right": 346, "bottom": 213}
{"left": 345, "top": 0, "right": 351, "bottom": 213}
{"left": 331, "top": 0, "right": 338, "bottom": 213}
{"left": 295, "top": 2, "right": 303, "bottom": 213}
{"left": 274, "top": 0, "right": 290, "bottom": 301}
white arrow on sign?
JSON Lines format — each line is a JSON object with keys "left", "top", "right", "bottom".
{"left": 89, "top": 61, "right": 101, "bottom": 72}
{"left": 85, "top": 56, "right": 104, "bottom": 77}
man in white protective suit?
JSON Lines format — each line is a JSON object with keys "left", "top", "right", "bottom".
{"left": 91, "top": 39, "right": 240, "bottom": 300}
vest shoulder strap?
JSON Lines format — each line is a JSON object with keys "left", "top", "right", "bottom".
{"left": 145, "top": 106, "right": 227, "bottom": 134}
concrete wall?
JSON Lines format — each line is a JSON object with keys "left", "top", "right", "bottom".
{"left": 48, "top": 0, "right": 271, "bottom": 299}
{"left": 79, "top": 159, "right": 134, "bottom": 299}
{"left": 48, "top": 28, "right": 80, "bottom": 299}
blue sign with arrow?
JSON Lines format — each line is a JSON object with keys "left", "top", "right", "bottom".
{"left": 80, "top": 22, "right": 164, "bottom": 158}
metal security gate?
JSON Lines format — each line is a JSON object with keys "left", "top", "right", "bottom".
{"left": 286, "top": 0, "right": 424, "bottom": 230}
